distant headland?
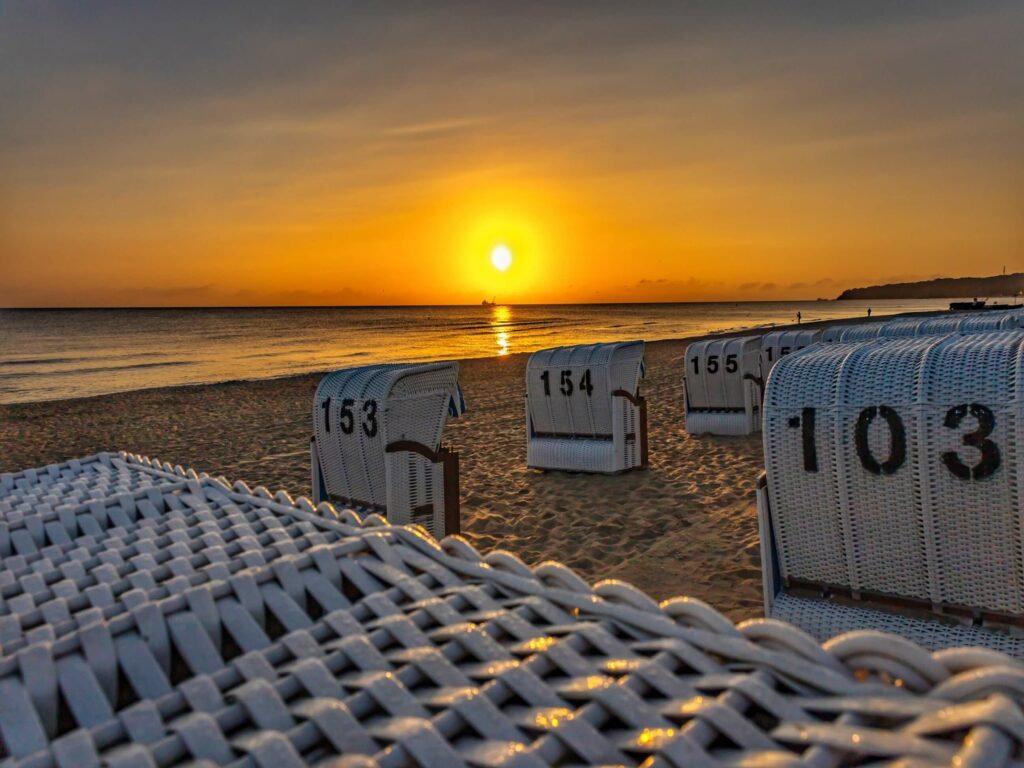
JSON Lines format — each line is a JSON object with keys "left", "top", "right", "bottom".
{"left": 838, "top": 272, "right": 1024, "bottom": 300}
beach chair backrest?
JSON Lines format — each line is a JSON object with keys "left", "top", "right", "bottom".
{"left": 764, "top": 331, "right": 1024, "bottom": 614}
{"left": 684, "top": 336, "right": 761, "bottom": 411}
{"left": 760, "top": 329, "right": 822, "bottom": 380}
{"left": 313, "top": 362, "right": 462, "bottom": 518}
{"left": 526, "top": 341, "right": 644, "bottom": 438}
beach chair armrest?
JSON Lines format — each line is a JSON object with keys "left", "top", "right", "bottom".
{"left": 385, "top": 440, "right": 443, "bottom": 462}
{"left": 611, "top": 388, "right": 642, "bottom": 405}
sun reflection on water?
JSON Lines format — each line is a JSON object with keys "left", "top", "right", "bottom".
{"left": 491, "top": 305, "right": 511, "bottom": 356}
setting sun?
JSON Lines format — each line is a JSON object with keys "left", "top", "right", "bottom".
{"left": 490, "top": 244, "right": 513, "bottom": 272}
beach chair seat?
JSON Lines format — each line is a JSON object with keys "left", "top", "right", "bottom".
{"left": 683, "top": 336, "right": 762, "bottom": 435}
{"left": 759, "top": 330, "right": 1024, "bottom": 655}
{"left": 759, "top": 329, "right": 821, "bottom": 381}
{"left": 525, "top": 341, "right": 647, "bottom": 473}
{"left": 311, "top": 362, "right": 465, "bottom": 537}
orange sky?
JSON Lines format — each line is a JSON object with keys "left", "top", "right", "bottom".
{"left": 1, "top": 2, "right": 1021, "bottom": 307}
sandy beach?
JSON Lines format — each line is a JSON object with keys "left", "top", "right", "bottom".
{"left": 0, "top": 316, "right": 883, "bottom": 622}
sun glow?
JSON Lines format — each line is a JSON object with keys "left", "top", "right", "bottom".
{"left": 490, "top": 244, "right": 512, "bottom": 271}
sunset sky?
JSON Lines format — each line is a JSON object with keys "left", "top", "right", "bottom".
{"left": 1, "top": 2, "right": 1021, "bottom": 307}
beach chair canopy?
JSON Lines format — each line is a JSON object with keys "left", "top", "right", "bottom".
{"left": 822, "top": 323, "right": 885, "bottom": 343}
{"left": 915, "top": 315, "right": 969, "bottom": 335}
{"left": 759, "top": 329, "right": 821, "bottom": 380}
{"left": 823, "top": 309, "right": 1023, "bottom": 344}
{"left": 525, "top": 341, "right": 647, "bottom": 472}
{"left": 312, "top": 362, "right": 464, "bottom": 535}
{"left": 761, "top": 330, "right": 1024, "bottom": 653}
{"left": 879, "top": 317, "right": 929, "bottom": 337}
{"left": 4, "top": 452, "right": 1024, "bottom": 766}
{"left": 959, "top": 308, "right": 1023, "bottom": 332}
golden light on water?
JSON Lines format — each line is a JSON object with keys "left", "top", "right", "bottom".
{"left": 491, "top": 305, "right": 511, "bottom": 356}
{"left": 491, "top": 244, "right": 512, "bottom": 271}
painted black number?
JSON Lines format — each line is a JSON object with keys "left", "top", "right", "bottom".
{"left": 339, "top": 398, "right": 355, "bottom": 434}
{"left": 766, "top": 348, "right": 773, "bottom": 361}
{"left": 725, "top": 354, "right": 738, "bottom": 373}
{"left": 362, "top": 399, "right": 379, "bottom": 438}
{"left": 559, "top": 370, "right": 573, "bottom": 396}
{"left": 691, "top": 356, "right": 700, "bottom": 375}
{"left": 579, "top": 369, "right": 593, "bottom": 396}
{"left": 854, "top": 405, "right": 906, "bottom": 475}
{"left": 321, "top": 396, "right": 331, "bottom": 433}
{"left": 707, "top": 355, "right": 719, "bottom": 374}
{"left": 540, "top": 370, "right": 551, "bottom": 396}
{"left": 788, "top": 407, "right": 818, "bottom": 472}
{"left": 942, "top": 403, "right": 1000, "bottom": 480}
{"left": 781, "top": 346, "right": 791, "bottom": 356}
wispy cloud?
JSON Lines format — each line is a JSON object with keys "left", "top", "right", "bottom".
{"left": 383, "top": 117, "right": 491, "bottom": 139}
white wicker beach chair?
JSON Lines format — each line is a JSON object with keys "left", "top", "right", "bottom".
{"left": 959, "top": 309, "right": 1023, "bottom": 332}
{"left": 5, "top": 452, "right": 1024, "bottom": 765}
{"left": 759, "top": 330, "right": 1024, "bottom": 656}
{"left": 915, "top": 315, "right": 969, "bottom": 335}
{"left": 822, "top": 323, "right": 886, "bottom": 343}
{"left": 823, "top": 310, "right": 1023, "bottom": 345}
{"left": 759, "top": 329, "right": 822, "bottom": 381}
{"left": 525, "top": 341, "right": 647, "bottom": 473}
{"left": 683, "top": 336, "right": 763, "bottom": 435}
{"left": 878, "top": 317, "right": 930, "bottom": 337}
{"left": 311, "top": 362, "right": 465, "bottom": 537}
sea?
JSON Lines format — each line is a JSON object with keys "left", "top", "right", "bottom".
{"left": 0, "top": 300, "right": 960, "bottom": 404}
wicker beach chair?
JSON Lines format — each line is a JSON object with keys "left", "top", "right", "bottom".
{"left": 759, "top": 330, "right": 1024, "bottom": 656}
{"left": 915, "top": 315, "right": 970, "bottom": 335}
{"left": 683, "top": 336, "right": 763, "bottom": 435}
{"left": 525, "top": 341, "right": 647, "bottom": 473}
{"left": 311, "top": 362, "right": 465, "bottom": 537}
{"left": 822, "top": 309, "right": 1023, "bottom": 344}
{"left": 878, "top": 317, "right": 930, "bottom": 337}
{"left": 3, "top": 454, "right": 1024, "bottom": 765}
{"left": 759, "top": 329, "right": 822, "bottom": 381}
{"left": 959, "top": 309, "right": 1024, "bottom": 332}
{"left": 822, "top": 323, "right": 886, "bottom": 343}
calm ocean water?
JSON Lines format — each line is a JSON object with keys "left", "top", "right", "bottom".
{"left": 0, "top": 300, "right": 957, "bottom": 404}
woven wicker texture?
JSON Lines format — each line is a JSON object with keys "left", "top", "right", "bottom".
{"left": 312, "top": 364, "right": 463, "bottom": 537}
{"left": 4, "top": 454, "right": 1024, "bottom": 765}
{"left": 525, "top": 342, "right": 645, "bottom": 473}
{"left": 823, "top": 308, "right": 1023, "bottom": 344}
{"left": 683, "top": 336, "right": 762, "bottom": 435}
{"left": 759, "top": 330, "right": 822, "bottom": 382}
{"left": 762, "top": 330, "right": 1024, "bottom": 654}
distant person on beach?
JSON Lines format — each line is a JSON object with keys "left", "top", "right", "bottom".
{"left": 796, "top": 311, "right": 801, "bottom": 324}
{"left": 867, "top": 307, "right": 872, "bottom": 317}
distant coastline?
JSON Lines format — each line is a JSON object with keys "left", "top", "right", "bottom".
{"left": 838, "top": 272, "right": 1024, "bottom": 301}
